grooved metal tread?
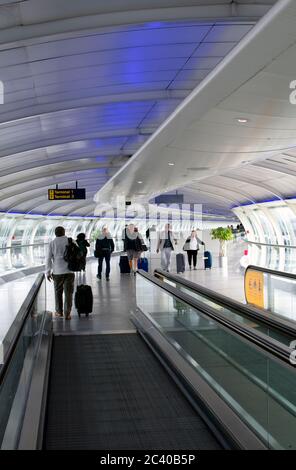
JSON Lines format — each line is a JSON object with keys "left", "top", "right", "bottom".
{"left": 44, "top": 333, "right": 221, "bottom": 450}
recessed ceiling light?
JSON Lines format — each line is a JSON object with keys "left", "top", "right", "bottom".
{"left": 237, "top": 118, "right": 248, "bottom": 123}
{"left": 137, "top": 181, "right": 143, "bottom": 184}
{"left": 187, "top": 167, "right": 209, "bottom": 171}
{"left": 168, "top": 162, "right": 175, "bottom": 166}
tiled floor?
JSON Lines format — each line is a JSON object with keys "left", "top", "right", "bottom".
{"left": 51, "top": 259, "right": 138, "bottom": 335}
{"left": 0, "top": 247, "right": 247, "bottom": 341}
{"left": 51, "top": 251, "right": 246, "bottom": 335}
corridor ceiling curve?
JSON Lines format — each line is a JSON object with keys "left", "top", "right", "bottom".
{"left": 0, "top": 0, "right": 276, "bottom": 217}
{"left": 94, "top": 0, "right": 296, "bottom": 217}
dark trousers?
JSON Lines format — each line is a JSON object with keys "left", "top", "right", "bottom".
{"left": 52, "top": 273, "right": 75, "bottom": 315}
{"left": 187, "top": 250, "right": 198, "bottom": 268}
{"left": 81, "top": 255, "right": 87, "bottom": 271}
{"left": 98, "top": 252, "right": 111, "bottom": 277}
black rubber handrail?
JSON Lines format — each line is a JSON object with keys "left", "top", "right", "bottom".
{"left": 137, "top": 270, "right": 295, "bottom": 368}
{"left": 0, "top": 273, "right": 45, "bottom": 384}
{"left": 246, "top": 264, "right": 296, "bottom": 281}
{"left": 154, "top": 269, "right": 296, "bottom": 338}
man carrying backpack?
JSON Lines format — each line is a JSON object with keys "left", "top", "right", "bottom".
{"left": 46, "top": 226, "right": 75, "bottom": 320}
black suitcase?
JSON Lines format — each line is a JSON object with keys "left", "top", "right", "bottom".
{"left": 75, "top": 284, "right": 93, "bottom": 317}
{"left": 204, "top": 251, "right": 212, "bottom": 269}
{"left": 176, "top": 253, "right": 185, "bottom": 273}
{"left": 119, "top": 255, "right": 130, "bottom": 273}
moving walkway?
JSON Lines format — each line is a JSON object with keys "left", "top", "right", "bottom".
{"left": 1, "top": 269, "right": 296, "bottom": 450}
{"left": 154, "top": 268, "right": 296, "bottom": 347}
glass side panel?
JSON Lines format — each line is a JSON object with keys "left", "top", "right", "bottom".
{"left": 162, "top": 279, "right": 292, "bottom": 346}
{"left": 245, "top": 267, "right": 296, "bottom": 323}
{"left": 264, "top": 272, "right": 296, "bottom": 323}
{"left": 0, "top": 278, "right": 47, "bottom": 449}
{"left": 136, "top": 275, "right": 296, "bottom": 450}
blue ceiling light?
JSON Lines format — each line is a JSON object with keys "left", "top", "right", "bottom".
{"left": 145, "top": 22, "right": 166, "bottom": 29}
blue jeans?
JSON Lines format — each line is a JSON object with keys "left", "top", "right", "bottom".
{"left": 98, "top": 252, "right": 111, "bottom": 277}
{"left": 161, "top": 248, "right": 173, "bottom": 271}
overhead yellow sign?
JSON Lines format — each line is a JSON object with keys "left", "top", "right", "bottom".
{"left": 48, "top": 188, "right": 86, "bottom": 200}
{"left": 245, "top": 270, "right": 265, "bottom": 309}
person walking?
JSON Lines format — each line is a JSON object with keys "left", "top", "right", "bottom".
{"left": 76, "top": 232, "right": 90, "bottom": 272}
{"left": 183, "top": 229, "right": 204, "bottom": 270}
{"left": 124, "top": 223, "right": 143, "bottom": 276}
{"left": 156, "top": 223, "right": 178, "bottom": 272}
{"left": 46, "top": 226, "right": 75, "bottom": 320}
{"left": 95, "top": 227, "right": 115, "bottom": 281}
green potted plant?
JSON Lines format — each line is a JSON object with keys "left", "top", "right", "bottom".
{"left": 211, "top": 227, "right": 233, "bottom": 267}
{"left": 90, "top": 228, "right": 101, "bottom": 242}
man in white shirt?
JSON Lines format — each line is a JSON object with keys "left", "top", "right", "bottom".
{"left": 156, "top": 223, "right": 178, "bottom": 272}
{"left": 46, "top": 226, "right": 75, "bottom": 320}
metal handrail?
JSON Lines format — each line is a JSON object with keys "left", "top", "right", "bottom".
{"left": 154, "top": 269, "right": 296, "bottom": 337}
{"left": 246, "top": 264, "right": 296, "bottom": 281}
{"left": 244, "top": 239, "right": 296, "bottom": 249}
{"left": 0, "top": 243, "right": 49, "bottom": 251}
{"left": 137, "top": 270, "right": 295, "bottom": 368}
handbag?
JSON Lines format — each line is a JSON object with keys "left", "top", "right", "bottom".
{"left": 183, "top": 241, "right": 190, "bottom": 251}
{"left": 141, "top": 244, "right": 148, "bottom": 252}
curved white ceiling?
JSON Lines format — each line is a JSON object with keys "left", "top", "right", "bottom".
{"left": 94, "top": 0, "right": 296, "bottom": 216}
{"left": 0, "top": 0, "right": 275, "bottom": 217}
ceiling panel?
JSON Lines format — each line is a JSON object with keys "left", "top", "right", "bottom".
{"left": 93, "top": 0, "right": 296, "bottom": 217}
{"left": 193, "top": 42, "right": 237, "bottom": 57}
{"left": 26, "top": 25, "right": 212, "bottom": 60}
{"left": 0, "top": 2, "right": 271, "bottom": 216}
{"left": 204, "top": 24, "right": 254, "bottom": 42}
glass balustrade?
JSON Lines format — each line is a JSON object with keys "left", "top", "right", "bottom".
{"left": 136, "top": 274, "right": 296, "bottom": 450}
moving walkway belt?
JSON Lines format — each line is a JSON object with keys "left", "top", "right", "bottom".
{"left": 43, "top": 333, "right": 222, "bottom": 450}
{"left": 2, "top": 271, "right": 296, "bottom": 450}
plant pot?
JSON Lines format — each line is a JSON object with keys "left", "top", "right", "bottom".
{"left": 219, "top": 256, "right": 228, "bottom": 269}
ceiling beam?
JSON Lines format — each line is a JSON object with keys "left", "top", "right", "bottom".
{"left": 0, "top": 4, "right": 268, "bottom": 47}
{"left": 252, "top": 161, "right": 296, "bottom": 178}
{"left": 220, "top": 173, "right": 284, "bottom": 200}
{"left": 0, "top": 163, "right": 109, "bottom": 190}
{"left": 0, "top": 91, "right": 185, "bottom": 125}
{"left": 0, "top": 155, "right": 124, "bottom": 178}
{"left": 191, "top": 181, "right": 256, "bottom": 204}
{"left": 0, "top": 174, "right": 106, "bottom": 201}
{"left": 186, "top": 186, "right": 240, "bottom": 206}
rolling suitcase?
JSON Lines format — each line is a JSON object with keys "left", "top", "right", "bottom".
{"left": 176, "top": 253, "right": 185, "bottom": 274}
{"left": 119, "top": 255, "right": 130, "bottom": 273}
{"left": 75, "top": 284, "right": 93, "bottom": 317}
{"left": 204, "top": 250, "right": 212, "bottom": 270}
{"left": 138, "top": 256, "right": 149, "bottom": 272}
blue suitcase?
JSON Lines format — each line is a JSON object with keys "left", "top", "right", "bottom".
{"left": 204, "top": 251, "right": 212, "bottom": 269}
{"left": 138, "top": 257, "right": 149, "bottom": 272}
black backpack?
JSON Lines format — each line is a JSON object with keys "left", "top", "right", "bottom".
{"left": 64, "top": 238, "right": 83, "bottom": 271}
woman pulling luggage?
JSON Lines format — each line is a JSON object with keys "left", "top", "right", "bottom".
{"left": 183, "top": 229, "right": 204, "bottom": 270}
